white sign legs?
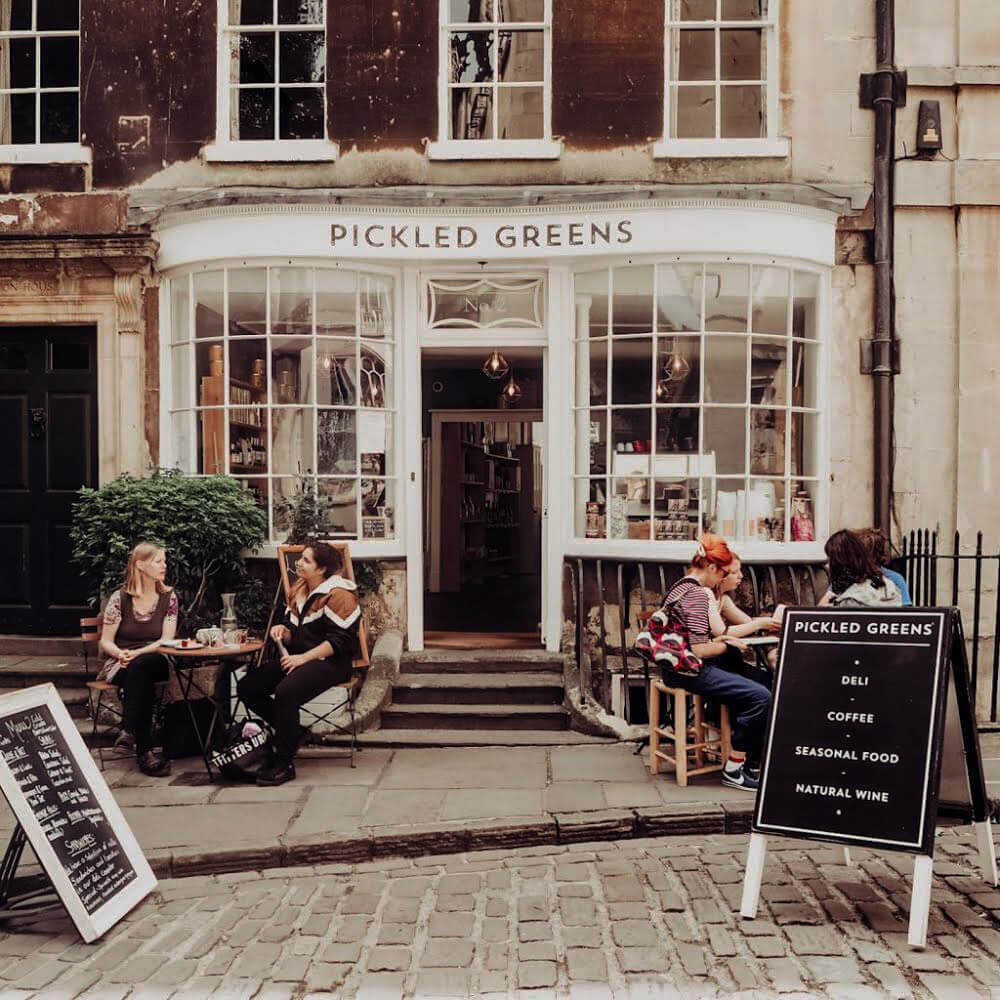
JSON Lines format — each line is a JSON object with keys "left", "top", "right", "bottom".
{"left": 908, "top": 855, "right": 934, "bottom": 948}
{"left": 974, "top": 820, "right": 998, "bottom": 887}
{"left": 740, "top": 833, "right": 767, "bottom": 919}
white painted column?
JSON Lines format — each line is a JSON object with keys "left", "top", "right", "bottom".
{"left": 574, "top": 295, "right": 592, "bottom": 540}
{"left": 113, "top": 271, "right": 148, "bottom": 476}
{"left": 402, "top": 266, "right": 424, "bottom": 651}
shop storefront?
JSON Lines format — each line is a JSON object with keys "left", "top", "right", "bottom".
{"left": 154, "top": 197, "right": 836, "bottom": 653}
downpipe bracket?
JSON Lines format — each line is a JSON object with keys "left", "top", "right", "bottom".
{"left": 859, "top": 70, "right": 907, "bottom": 109}
{"left": 860, "top": 339, "right": 901, "bottom": 376}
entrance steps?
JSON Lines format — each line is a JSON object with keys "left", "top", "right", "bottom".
{"left": 0, "top": 654, "right": 93, "bottom": 720}
{"left": 380, "top": 649, "right": 572, "bottom": 739}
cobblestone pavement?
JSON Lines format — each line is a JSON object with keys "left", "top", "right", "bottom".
{"left": 1, "top": 829, "right": 999, "bottom": 999}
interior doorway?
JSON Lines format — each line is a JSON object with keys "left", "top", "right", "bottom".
{"left": 422, "top": 348, "right": 544, "bottom": 647}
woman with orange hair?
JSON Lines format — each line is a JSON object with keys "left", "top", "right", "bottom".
{"left": 648, "top": 534, "right": 772, "bottom": 791}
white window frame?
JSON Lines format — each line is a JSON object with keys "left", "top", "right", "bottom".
{"left": 653, "top": 0, "right": 788, "bottom": 159}
{"left": 565, "top": 254, "right": 829, "bottom": 563}
{"left": 427, "top": 0, "right": 561, "bottom": 161}
{"left": 159, "top": 258, "right": 404, "bottom": 558}
{"left": 202, "top": 0, "right": 338, "bottom": 163}
{"left": 0, "top": 0, "right": 88, "bottom": 163}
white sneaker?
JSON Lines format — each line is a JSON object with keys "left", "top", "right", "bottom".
{"left": 722, "top": 765, "right": 759, "bottom": 791}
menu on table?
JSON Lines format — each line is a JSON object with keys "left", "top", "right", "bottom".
{"left": 0, "top": 684, "right": 156, "bottom": 941}
{"left": 754, "top": 608, "right": 951, "bottom": 855}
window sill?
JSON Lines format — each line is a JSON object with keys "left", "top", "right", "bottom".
{"left": 652, "top": 138, "right": 790, "bottom": 159}
{"left": 563, "top": 538, "right": 826, "bottom": 564}
{"left": 426, "top": 138, "right": 563, "bottom": 161}
{"left": 201, "top": 140, "right": 340, "bottom": 163}
{"left": 248, "top": 540, "right": 405, "bottom": 561}
{"left": 0, "top": 143, "right": 92, "bottom": 165}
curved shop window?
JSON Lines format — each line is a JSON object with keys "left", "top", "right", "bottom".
{"left": 573, "top": 260, "right": 823, "bottom": 545}
{"left": 167, "top": 264, "right": 396, "bottom": 542}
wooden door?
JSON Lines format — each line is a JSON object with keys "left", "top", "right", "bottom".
{"left": 0, "top": 327, "right": 98, "bottom": 634}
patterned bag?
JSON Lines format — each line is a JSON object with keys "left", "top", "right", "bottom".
{"left": 634, "top": 578, "right": 704, "bottom": 678}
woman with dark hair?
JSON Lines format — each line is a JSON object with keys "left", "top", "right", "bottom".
{"left": 820, "top": 529, "right": 902, "bottom": 608}
{"left": 857, "top": 527, "right": 912, "bottom": 605}
{"left": 238, "top": 541, "right": 361, "bottom": 785}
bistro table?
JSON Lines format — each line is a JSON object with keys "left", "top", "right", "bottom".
{"left": 155, "top": 640, "right": 264, "bottom": 779}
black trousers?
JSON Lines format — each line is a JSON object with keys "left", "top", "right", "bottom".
{"left": 237, "top": 658, "right": 352, "bottom": 762}
{"left": 113, "top": 652, "right": 170, "bottom": 754}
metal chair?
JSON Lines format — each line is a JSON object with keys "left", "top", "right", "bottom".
{"left": 81, "top": 616, "right": 132, "bottom": 769}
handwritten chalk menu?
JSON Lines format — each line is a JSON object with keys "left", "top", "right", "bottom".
{"left": 754, "top": 608, "right": 952, "bottom": 855}
{"left": 0, "top": 684, "right": 156, "bottom": 941}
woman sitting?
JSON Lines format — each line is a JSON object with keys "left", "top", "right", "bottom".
{"left": 820, "top": 529, "right": 903, "bottom": 608}
{"left": 99, "top": 543, "right": 177, "bottom": 777}
{"left": 857, "top": 527, "right": 912, "bottom": 605}
{"left": 238, "top": 541, "right": 361, "bottom": 786}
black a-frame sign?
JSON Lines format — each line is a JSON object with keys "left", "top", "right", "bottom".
{"left": 740, "top": 607, "right": 996, "bottom": 948}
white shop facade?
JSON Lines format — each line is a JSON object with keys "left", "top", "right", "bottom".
{"left": 154, "top": 197, "right": 836, "bottom": 652}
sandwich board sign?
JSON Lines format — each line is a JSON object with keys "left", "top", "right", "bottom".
{"left": 0, "top": 684, "right": 156, "bottom": 942}
{"left": 740, "top": 607, "right": 996, "bottom": 948}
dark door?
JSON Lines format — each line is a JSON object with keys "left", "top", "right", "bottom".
{"left": 0, "top": 327, "right": 98, "bottom": 635}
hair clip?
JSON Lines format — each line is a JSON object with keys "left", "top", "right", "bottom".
{"left": 694, "top": 543, "right": 707, "bottom": 560}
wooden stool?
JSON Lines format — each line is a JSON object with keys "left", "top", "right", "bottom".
{"left": 648, "top": 679, "right": 732, "bottom": 786}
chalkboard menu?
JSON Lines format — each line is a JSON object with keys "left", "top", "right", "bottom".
{"left": 754, "top": 607, "right": 952, "bottom": 855}
{"left": 0, "top": 685, "right": 156, "bottom": 942}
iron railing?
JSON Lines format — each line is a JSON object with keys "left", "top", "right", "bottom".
{"left": 899, "top": 530, "right": 1000, "bottom": 724}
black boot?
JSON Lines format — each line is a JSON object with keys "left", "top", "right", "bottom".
{"left": 255, "top": 758, "right": 295, "bottom": 786}
{"left": 137, "top": 749, "right": 171, "bottom": 777}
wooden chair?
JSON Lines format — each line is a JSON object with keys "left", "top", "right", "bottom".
{"left": 648, "top": 679, "right": 732, "bottom": 787}
{"left": 81, "top": 616, "right": 131, "bottom": 769}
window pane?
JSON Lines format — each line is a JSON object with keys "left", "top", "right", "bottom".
{"left": 615, "top": 477, "right": 651, "bottom": 540}
{"left": 228, "top": 267, "right": 267, "bottom": 336}
{"left": 360, "top": 344, "right": 390, "bottom": 408}
{"left": 316, "top": 270, "right": 356, "bottom": 334}
{"left": 278, "top": 88, "right": 323, "bottom": 138}
{"left": 37, "top": 0, "right": 78, "bottom": 30}
{"left": 171, "top": 411, "right": 195, "bottom": 471}
{"left": 40, "top": 91, "right": 76, "bottom": 142}
{"left": 10, "top": 0, "right": 32, "bottom": 31}
{"left": 317, "top": 340, "right": 357, "bottom": 406}
{"left": 9, "top": 38, "right": 35, "bottom": 90}
{"left": 360, "top": 276, "right": 392, "bottom": 338}
{"left": 10, "top": 93, "right": 35, "bottom": 144}
{"left": 720, "top": 28, "right": 761, "bottom": 79}
{"left": 611, "top": 337, "right": 652, "bottom": 404}
{"left": 234, "top": 477, "right": 269, "bottom": 518}
{"left": 657, "top": 263, "right": 701, "bottom": 333}
{"left": 581, "top": 409, "right": 607, "bottom": 475}
{"left": 747, "top": 478, "right": 785, "bottom": 541}
{"left": 610, "top": 408, "right": 652, "bottom": 465}
{"left": 233, "top": 0, "right": 272, "bottom": 25}
{"left": 450, "top": 0, "right": 493, "bottom": 22}
{"left": 451, "top": 86, "right": 493, "bottom": 139}
{"left": 576, "top": 339, "right": 607, "bottom": 406}
{"left": 317, "top": 409, "right": 356, "bottom": 474}
{"left": 170, "top": 277, "right": 190, "bottom": 343}
{"left": 704, "top": 407, "right": 746, "bottom": 475}
{"left": 675, "top": 28, "right": 714, "bottom": 81}
{"left": 271, "top": 407, "right": 314, "bottom": 474}
{"left": 270, "top": 267, "right": 313, "bottom": 335}
{"left": 655, "top": 336, "right": 700, "bottom": 403}
{"left": 228, "top": 339, "right": 266, "bottom": 404}
{"left": 750, "top": 408, "right": 784, "bottom": 475}
{"left": 791, "top": 341, "right": 819, "bottom": 409}
{"left": 789, "top": 482, "right": 817, "bottom": 541}
{"left": 194, "top": 271, "right": 224, "bottom": 339}
{"left": 278, "top": 0, "right": 324, "bottom": 24}
{"left": 705, "top": 264, "right": 749, "bottom": 332}
{"left": 196, "top": 409, "right": 226, "bottom": 475}
{"left": 239, "top": 32, "right": 275, "bottom": 83}
{"left": 612, "top": 266, "right": 653, "bottom": 336}
{"left": 361, "top": 478, "right": 394, "bottom": 538}
{"left": 676, "top": 0, "right": 715, "bottom": 19}
{"left": 361, "top": 410, "right": 392, "bottom": 475}
{"left": 229, "top": 423, "right": 267, "bottom": 473}
{"left": 196, "top": 341, "right": 224, "bottom": 387}
{"left": 790, "top": 412, "right": 819, "bottom": 479}
{"left": 655, "top": 407, "right": 699, "bottom": 458}
{"left": 272, "top": 337, "right": 313, "bottom": 405}
{"left": 450, "top": 30, "right": 494, "bottom": 83}
{"left": 320, "top": 479, "right": 358, "bottom": 537}
{"left": 750, "top": 266, "right": 787, "bottom": 336}
{"left": 499, "top": 30, "right": 542, "bottom": 83}
{"left": 497, "top": 86, "right": 543, "bottom": 139}
{"left": 273, "top": 477, "right": 306, "bottom": 535}
{"left": 704, "top": 335, "right": 746, "bottom": 403}
{"left": 499, "top": 0, "right": 542, "bottom": 20}
{"left": 653, "top": 478, "right": 700, "bottom": 540}
{"left": 576, "top": 271, "right": 609, "bottom": 338}
{"left": 171, "top": 344, "right": 192, "bottom": 408}
{"left": 674, "top": 85, "right": 714, "bottom": 138}
{"left": 237, "top": 88, "right": 275, "bottom": 140}
{"left": 40, "top": 36, "right": 77, "bottom": 88}
{"left": 721, "top": 84, "right": 763, "bottom": 137}
{"left": 793, "top": 271, "right": 820, "bottom": 339}
{"left": 279, "top": 31, "right": 324, "bottom": 82}
{"left": 751, "top": 338, "right": 786, "bottom": 405}
{"left": 713, "top": 479, "right": 744, "bottom": 538}
{"left": 722, "top": 0, "right": 767, "bottom": 20}
{"left": 575, "top": 478, "right": 608, "bottom": 538}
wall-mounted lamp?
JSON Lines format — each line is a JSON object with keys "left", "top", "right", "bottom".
{"left": 482, "top": 350, "right": 510, "bottom": 380}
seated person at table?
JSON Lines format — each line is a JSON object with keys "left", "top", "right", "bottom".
{"left": 857, "top": 527, "right": 912, "bottom": 606}
{"left": 710, "top": 556, "right": 781, "bottom": 684}
{"left": 99, "top": 542, "right": 177, "bottom": 777}
{"left": 238, "top": 541, "right": 361, "bottom": 786}
{"left": 819, "top": 529, "right": 903, "bottom": 608}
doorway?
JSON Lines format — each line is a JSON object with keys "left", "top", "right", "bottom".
{"left": 0, "top": 327, "right": 99, "bottom": 634}
{"left": 422, "top": 349, "right": 544, "bottom": 647}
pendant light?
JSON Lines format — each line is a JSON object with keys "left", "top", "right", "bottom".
{"left": 502, "top": 374, "right": 523, "bottom": 403}
{"left": 482, "top": 349, "right": 510, "bottom": 380}
{"left": 660, "top": 343, "right": 691, "bottom": 383}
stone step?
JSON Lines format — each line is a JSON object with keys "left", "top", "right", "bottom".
{"left": 0, "top": 635, "right": 82, "bottom": 657}
{"left": 392, "top": 672, "right": 564, "bottom": 706}
{"left": 0, "top": 655, "right": 92, "bottom": 688}
{"left": 313, "top": 729, "right": 615, "bottom": 748}
{"left": 401, "top": 650, "right": 565, "bottom": 675}
{"left": 0, "top": 684, "right": 92, "bottom": 719}
{"left": 380, "top": 702, "right": 569, "bottom": 732}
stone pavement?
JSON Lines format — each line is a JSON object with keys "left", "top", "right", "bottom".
{"left": 1, "top": 827, "right": 999, "bottom": 999}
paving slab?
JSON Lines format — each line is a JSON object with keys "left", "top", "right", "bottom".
{"left": 285, "top": 787, "right": 371, "bottom": 838}
{"left": 439, "top": 788, "right": 544, "bottom": 821}
{"left": 378, "top": 747, "right": 548, "bottom": 789}
{"left": 126, "top": 803, "right": 297, "bottom": 850}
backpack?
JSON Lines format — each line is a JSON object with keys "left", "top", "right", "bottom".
{"left": 634, "top": 578, "right": 704, "bottom": 679}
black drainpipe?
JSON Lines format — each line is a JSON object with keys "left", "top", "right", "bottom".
{"left": 860, "top": 0, "right": 905, "bottom": 533}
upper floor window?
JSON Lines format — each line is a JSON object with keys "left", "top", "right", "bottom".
{"left": 0, "top": 0, "right": 79, "bottom": 145}
{"left": 206, "top": 0, "right": 337, "bottom": 160}
{"left": 429, "top": 0, "right": 560, "bottom": 160}
{"left": 655, "top": 0, "right": 786, "bottom": 157}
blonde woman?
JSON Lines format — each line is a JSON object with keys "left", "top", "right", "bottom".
{"left": 99, "top": 543, "right": 178, "bottom": 776}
